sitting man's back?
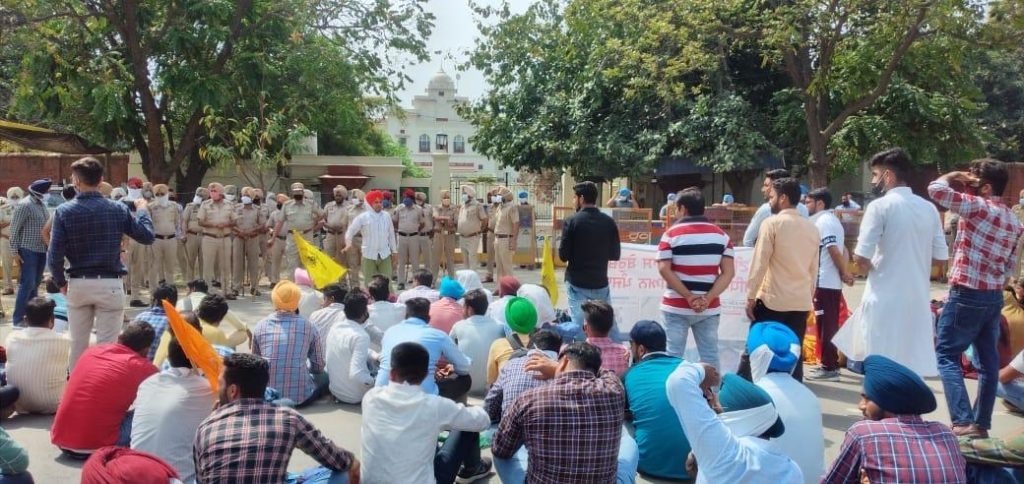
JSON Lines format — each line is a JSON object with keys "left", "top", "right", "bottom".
{"left": 4, "top": 297, "right": 70, "bottom": 414}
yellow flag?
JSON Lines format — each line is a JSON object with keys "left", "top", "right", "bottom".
{"left": 541, "top": 235, "right": 559, "bottom": 306}
{"left": 292, "top": 230, "right": 347, "bottom": 288}
{"left": 162, "top": 300, "right": 222, "bottom": 392}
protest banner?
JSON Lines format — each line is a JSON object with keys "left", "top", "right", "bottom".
{"left": 609, "top": 243, "right": 753, "bottom": 371}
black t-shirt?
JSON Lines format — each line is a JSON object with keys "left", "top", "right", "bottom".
{"left": 558, "top": 207, "right": 621, "bottom": 289}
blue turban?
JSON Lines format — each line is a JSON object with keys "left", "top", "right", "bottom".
{"left": 863, "top": 355, "right": 936, "bottom": 415}
{"left": 718, "top": 373, "right": 785, "bottom": 439}
{"left": 618, "top": 188, "right": 631, "bottom": 197}
{"left": 438, "top": 277, "right": 465, "bottom": 300}
{"left": 518, "top": 191, "right": 528, "bottom": 199}
{"left": 29, "top": 178, "right": 52, "bottom": 197}
{"left": 746, "top": 322, "right": 800, "bottom": 381}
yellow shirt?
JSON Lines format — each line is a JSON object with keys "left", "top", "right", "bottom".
{"left": 152, "top": 320, "right": 247, "bottom": 366}
{"left": 747, "top": 208, "right": 820, "bottom": 312}
{"left": 486, "top": 334, "right": 531, "bottom": 385}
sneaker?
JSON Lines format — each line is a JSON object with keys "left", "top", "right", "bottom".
{"left": 456, "top": 457, "right": 493, "bottom": 484}
{"left": 806, "top": 368, "right": 840, "bottom": 382}
{"left": 129, "top": 299, "right": 147, "bottom": 308}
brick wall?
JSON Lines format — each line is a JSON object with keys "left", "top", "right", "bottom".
{"left": 0, "top": 153, "right": 128, "bottom": 194}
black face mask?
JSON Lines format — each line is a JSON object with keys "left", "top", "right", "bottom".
{"left": 253, "top": 198, "right": 262, "bottom": 205}
{"left": 294, "top": 195, "right": 304, "bottom": 202}
{"left": 276, "top": 202, "right": 283, "bottom": 210}
{"left": 870, "top": 180, "right": 886, "bottom": 196}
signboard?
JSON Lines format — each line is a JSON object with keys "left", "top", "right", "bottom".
{"left": 609, "top": 243, "right": 754, "bottom": 371}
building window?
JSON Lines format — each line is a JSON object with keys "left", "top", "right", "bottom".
{"left": 453, "top": 135, "right": 465, "bottom": 153}
{"left": 436, "top": 118, "right": 448, "bottom": 122}
{"left": 436, "top": 134, "right": 448, "bottom": 152}
{"left": 438, "top": 91, "right": 445, "bottom": 97}
{"left": 418, "top": 134, "right": 430, "bottom": 153}
{"left": 398, "top": 137, "right": 407, "bottom": 148}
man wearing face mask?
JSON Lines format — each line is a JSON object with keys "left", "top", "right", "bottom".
{"left": 414, "top": 192, "right": 434, "bottom": 279}
{"left": 834, "top": 148, "right": 948, "bottom": 378}
{"left": 232, "top": 187, "right": 267, "bottom": 297}
{"left": 492, "top": 187, "right": 519, "bottom": 280}
{"left": 198, "top": 183, "right": 237, "bottom": 296}
{"left": 517, "top": 191, "right": 537, "bottom": 269}
{"left": 223, "top": 184, "right": 238, "bottom": 205}
{"left": 265, "top": 193, "right": 289, "bottom": 286}
{"left": 323, "top": 185, "right": 351, "bottom": 273}
{"left": 433, "top": 190, "right": 457, "bottom": 279}
{"left": 181, "top": 187, "right": 208, "bottom": 282}
{"left": 124, "top": 177, "right": 149, "bottom": 304}
{"left": 456, "top": 186, "right": 488, "bottom": 275}
{"left": 148, "top": 184, "right": 180, "bottom": 291}
{"left": 345, "top": 190, "right": 399, "bottom": 288}
{"left": 393, "top": 189, "right": 425, "bottom": 290}
{"left": 253, "top": 188, "right": 271, "bottom": 284}
{"left": 342, "top": 189, "right": 368, "bottom": 288}
{"left": 270, "top": 182, "right": 323, "bottom": 281}
{"left": 0, "top": 187, "right": 23, "bottom": 296}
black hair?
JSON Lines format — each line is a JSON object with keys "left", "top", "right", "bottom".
{"left": 806, "top": 188, "right": 833, "bottom": 209}
{"left": 322, "top": 284, "right": 348, "bottom": 305}
{"left": 25, "top": 297, "right": 55, "bottom": 327}
{"left": 463, "top": 289, "right": 489, "bottom": 316}
{"left": 405, "top": 297, "right": 431, "bottom": 322}
{"left": 151, "top": 283, "right": 178, "bottom": 307}
{"left": 118, "top": 321, "right": 156, "bottom": 353}
{"left": 412, "top": 269, "right": 434, "bottom": 288}
{"left": 530, "top": 329, "right": 563, "bottom": 352}
{"left": 197, "top": 293, "right": 229, "bottom": 324}
{"left": 368, "top": 275, "right": 391, "bottom": 302}
{"left": 222, "top": 353, "right": 270, "bottom": 399}
{"left": 675, "top": 187, "right": 705, "bottom": 216}
{"left": 62, "top": 185, "right": 76, "bottom": 201}
{"left": 772, "top": 177, "right": 802, "bottom": 208}
{"left": 868, "top": 148, "right": 914, "bottom": 183}
{"left": 45, "top": 279, "right": 61, "bottom": 294}
{"left": 560, "top": 342, "right": 603, "bottom": 375}
{"left": 573, "top": 181, "right": 599, "bottom": 204}
{"left": 70, "top": 157, "right": 104, "bottom": 186}
{"left": 391, "top": 342, "right": 430, "bottom": 385}
{"left": 343, "top": 291, "right": 370, "bottom": 321}
{"left": 187, "top": 279, "right": 209, "bottom": 293}
{"left": 582, "top": 299, "right": 614, "bottom": 336}
{"left": 970, "top": 158, "right": 1009, "bottom": 197}
{"left": 765, "top": 169, "right": 791, "bottom": 181}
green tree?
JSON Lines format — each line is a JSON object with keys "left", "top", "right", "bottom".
{"left": 1, "top": 0, "right": 432, "bottom": 193}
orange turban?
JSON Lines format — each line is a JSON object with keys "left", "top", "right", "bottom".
{"left": 365, "top": 190, "right": 384, "bottom": 205}
{"left": 272, "top": 280, "right": 301, "bottom": 312}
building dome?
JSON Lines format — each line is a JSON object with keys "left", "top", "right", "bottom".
{"left": 427, "top": 70, "right": 456, "bottom": 93}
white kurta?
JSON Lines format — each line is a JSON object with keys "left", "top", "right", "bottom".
{"left": 834, "top": 187, "right": 947, "bottom": 376}
{"left": 756, "top": 373, "right": 825, "bottom": 484}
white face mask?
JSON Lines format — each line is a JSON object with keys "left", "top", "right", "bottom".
{"left": 225, "top": 194, "right": 235, "bottom": 202}
{"left": 491, "top": 195, "right": 503, "bottom": 204}
{"left": 155, "top": 195, "right": 168, "bottom": 204}
{"left": 241, "top": 196, "right": 253, "bottom": 205}
{"left": 461, "top": 194, "right": 470, "bottom": 203}
{"left": 127, "top": 188, "right": 142, "bottom": 201}
{"left": 192, "top": 195, "right": 202, "bottom": 204}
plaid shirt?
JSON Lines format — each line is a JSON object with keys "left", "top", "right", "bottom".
{"left": 133, "top": 306, "right": 170, "bottom": 360}
{"left": 48, "top": 192, "right": 155, "bottom": 287}
{"left": 492, "top": 369, "right": 625, "bottom": 484}
{"left": 824, "top": 415, "right": 967, "bottom": 483}
{"left": 484, "top": 349, "right": 555, "bottom": 422}
{"left": 588, "top": 337, "right": 631, "bottom": 378}
{"left": 193, "top": 398, "right": 353, "bottom": 483}
{"left": 9, "top": 197, "right": 47, "bottom": 254}
{"left": 929, "top": 180, "right": 1023, "bottom": 290}
{"left": 252, "top": 311, "right": 324, "bottom": 403}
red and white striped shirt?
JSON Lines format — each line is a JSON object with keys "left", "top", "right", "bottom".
{"left": 657, "top": 216, "right": 734, "bottom": 315}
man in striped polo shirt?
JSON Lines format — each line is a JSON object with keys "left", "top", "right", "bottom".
{"left": 657, "top": 187, "right": 735, "bottom": 370}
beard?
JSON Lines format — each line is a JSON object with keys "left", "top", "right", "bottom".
{"left": 769, "top": 201, "right": 781, "bottom": 214}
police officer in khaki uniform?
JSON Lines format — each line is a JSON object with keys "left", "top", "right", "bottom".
{"left": 414, "top": 191, "right": 434, "bottom": 278}
{"left": 456, "top": 185, "right": 488, "bottom": 275}
{"left": 181, "top": 187, "right": 208, "bottom": 282}
{"left": 270, "top": 182, "right": 323, "bottom": 280}
{"left": 484, "top": 187, "right": 501, "bottom": 282}
{"left": 232, "top": 187, "right": 266, "bottom": 296}
{"left": 323, "top": 185, "right": 350, "bottom": 269}
{"left": 253, "top": 188, "right": 271, "bottom": 285}
{"left": 266, "top": 193, "right": 288, "bottom": 285}
{"left": 149, "top": 184, "right": 180, "bottom": 287}
{"left": 492, "top": 187, "right": 519, "bottom": 280}
{"left": 0, "top": 187, "right": 22, "bottom": 295}
{"left": 343, "top": 189, "right": 368, "bottom": 288}
{"left": 432, "top": 190, "right": 457, "bottom": 280}
{"left": 393, "top": 190, "right": 424, "bottom": 289}
{"left": 198, "top": 183, "right": 236, "bottom": 295}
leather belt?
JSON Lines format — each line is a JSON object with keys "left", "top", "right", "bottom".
{"left": 155, "top": 234, "right": 175, "bottom": 240}
{"left": 326, "top": 228, "right": 344, "bottom": 235}
{"left": 276, "top": 235, "right": 286, "bottom": 241}
{"left": 419, "top": 230, "right": 433, "bottom": 236}
{"left": 440, "top": 231, "right": 456, "bottom": 235}
{"left": 398, "top": 231, "right": 417, "bottom": 237}
{"left": 459, "top": 231, "right": 481, "bottom": 238}
{"left": 495, "top": 234, "right": 513, "bottom": 238}
{"left": 203, "top": 233, "right": 228, "bottom": 238}
{"left": 188, "top": 230, "right": 200, "bottom": 235}
{"left": 69, "top": 273, "right": 121, "bottom": 279}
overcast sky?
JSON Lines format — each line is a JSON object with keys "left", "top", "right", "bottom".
{"left": 394, "top": 0, "right": 533, "bottom": 107}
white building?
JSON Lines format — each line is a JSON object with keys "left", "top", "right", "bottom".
{"left": 380, "top": 70, "right": 509, "bottom": 179}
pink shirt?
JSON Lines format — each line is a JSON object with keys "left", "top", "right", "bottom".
{"left": 587, "top": 337, "right": 631, "bottom": 378}
{"left": 429, "top": 298, "right": 464, "bottom": 334}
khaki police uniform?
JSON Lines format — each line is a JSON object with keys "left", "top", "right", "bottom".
{"left": 127, "top": 212, "right": 149, "bottom": 301}
{"left": 485, "top": 201, "right": 499, "bottom": 279}
{"left": 198, "top": 199, "right": 236, "bottom": 292}
{"left": 281, "top": 198, "right": 322, "bottom": 278}
{"left": 233, "top": 202, "right": 265, "bottom": 294}
{"left": 323, "top": 199, "right": 350, "bottom": 268}
{"left": 0, "top": 199, "right": 15, "bottom": 292}
{"left": 456, "top": 201, "right": 488, "bottom": 273}
{"left": 267, "top": 208, "right": 286, "bottom": 285}
{"left": 416, "top": 200, "right": 434, "bottom": 274}
{"left": 432, "top": 203, "right": 457, "bottom": 279}
{"left": 148, "top": 199, "right": 181, "bottom": 287}
{"left": 257, "top": 200, "right": 273, "bottom": 284}
{"left": 182, "top": 201, "right": 204, "bottom": 282}
{"left": 493, "top": 200, "right": 518, "bottom": 280}
{"left": 175, "top": 203, "right": 188, "bottom": 282}
{"left": 393, "top": 203, "right": 424, "bottom": 285}
{"left": 343, "top": 201, "right": 368, "bottom": 288}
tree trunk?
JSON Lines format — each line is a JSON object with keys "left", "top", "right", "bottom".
{"left": 808, "top": 133, "right": 829, "bottom": 188}
{"left": 723, "top": 170, "right": 758, "bottom": 205}
{"left": 174, "top": 148, "right": 210, "bottom": 197}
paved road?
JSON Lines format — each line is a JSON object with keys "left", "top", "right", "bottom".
{"left": 0, "top": 270, "right": 1016, "bottom": 483}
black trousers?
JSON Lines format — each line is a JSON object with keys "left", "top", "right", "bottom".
{"left": 736, "top": 300, "right": 809, "bottom": 382}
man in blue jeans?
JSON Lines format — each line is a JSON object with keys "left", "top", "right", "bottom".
{"left": 9, "top": 179, "right": 52, "bottom": 326}
{"left": 928, "top": 158, "right": 1024, "bottom": 439}
{"left": 559, "top": 181, "right": 621, "bottom": 342}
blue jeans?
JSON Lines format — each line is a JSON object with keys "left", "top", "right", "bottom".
{"left": 285, "top": 466, "right": 349, "bottom": 484}
{"left": 567, "top": 284, "right": 624, "bottom": 342}
{"left": 966, "top": 464, "right": 1024, "bottom": 484}
{"left": 936, "top": 286, "right": 1002, "bottom": 429}
{"left": 494, "top": 429, "right": 639, "bottom": 484}
{"left": 12, "top": 249, "right": 46, "bottom": 325}
{"left": 997, "top": 380, "right": 1024, "bottom": 409}
{"left": 663, "top": 312, "right": 720, "bottom": 370}
{"left": 0, "top": 472, "right": 34, "bottom": 484}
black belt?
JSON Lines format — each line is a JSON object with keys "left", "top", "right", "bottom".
{"left": 69, "top": 273, "right": 121, "bottom": 279}
{"left": 460, "top": 231, "right": 481, "bottom": 238}
{"left": 155, "top": 234, "right": 175, "bottom": 240}
{"left": 495, "top": 234, "right": 513, "bottom": 238}
{"left": 398, "top": 232, "right": 417, "bottom": 237}
{"left": 326, "top": 228, "right": 344, "bottom": 235}
{"left": 276, "top": 235, "right": 286, "bottom": 241}
{"left": 419, "top": 231, "right": 433, "bottom": 236}
{"left": 188, "top": 230, "right": 200, "bottom": 235}
{"left": 203, "top": 233, "right": 228, "bottom": 238}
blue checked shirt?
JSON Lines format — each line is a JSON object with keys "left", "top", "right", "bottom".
{"left": 9, "top": 197, "right": 48, "bottom": 254}
{"left": 252, "top": 311, "right": 325, "bottom": 403}
{"left": 48, "top": 191, "right": 154, "bottom": 287}
{"left": 133, "top": 306, "right": 170, "bottom": 360}
{"left": 484, "top": 348, "right": 556, "bottom": 423}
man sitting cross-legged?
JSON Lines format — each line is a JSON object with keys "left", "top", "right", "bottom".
{"left": 4, "top": 297, "right": 70, "bottom": 415}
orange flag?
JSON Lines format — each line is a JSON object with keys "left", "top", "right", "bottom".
{"left": 162, "top": 300, "right": 222, "bottom": 392}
